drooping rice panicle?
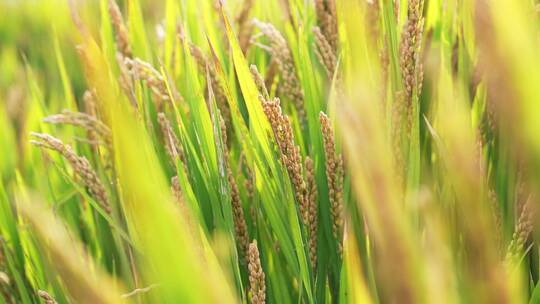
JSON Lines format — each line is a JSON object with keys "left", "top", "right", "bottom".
{"left": 399, "top": 0, "right": 425, "bottom": 106}
{"left": 305, "top": 156, "right": 318, "bottom": 270}
{"left": 43, "top": 110, "right": 112, "bottom": 147}
{"left": 314, "top": 0, "right": 338, "bottom": 52}
{"left": 228, "top": 163, "right": 249, "bottom": 259}
{"left": 37, "top": 290, "right": 57, "bottom": 304}
{"left": 116, "top": 53, "right": 138, "bottom": 109}
{"left": 108, "top": 0, "right": 132, "bottom": 58}
{"left": 30, "top": 133, "right": 111, "bottom": 214}
{"left": 248, "top": 240, "right": 266, "bottom": 304}
{"left": 253, "top": 20, "right": 305, "bottom": 120}
{"left": 220, "top": 114, "right": 249, "bottom": 259}
{"left": 505, "top": 195, "right": 536, "bottom": 262}
{"left": 124, "top": 57, "right": 181, "bottom": 109}
{"left": 124, "top": 57, "right": 168, "bottom": 97}
{"left": 320, "top": 112, "right": 343, "bottom": 253}
{"left": 262, "top": 98, "right": 308, "bottom": 226}
{"left": 312, "top": 26, "right": 338, "bottom": 82}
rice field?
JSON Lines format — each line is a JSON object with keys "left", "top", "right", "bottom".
{"left": 1, "top": 0, "right": 540, "bottom": 303}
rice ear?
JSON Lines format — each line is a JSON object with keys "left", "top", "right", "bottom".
{"left": 262, "top": 98, "right": 308, "bottom": 230}
{"left": 320, "top": 112, "right": 343, "bottom": 254}
{"left": 43, "top": 110, "right": 112, "bottom": 147}
{"left": 37, "top": 290, "right": 57, "bottom": 304}
{"left": 108, "top": 0, "right": 132, "bottom": 58}
{"left": 253, "top": 20, "right": 305, "bottom": 121}
{"left": 219, "top": 114, "right": 249, "bottom": 260}
{"left": 304, "top": 156, "right": 318, "bottom": 270}
{"left": 30, "top": 133, "right": 112, "bottom": 214}
{"left": 247, "top": 240, "right": 266, "bottom": 304}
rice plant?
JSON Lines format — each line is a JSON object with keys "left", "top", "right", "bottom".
{"left": 1, "top": 0, "right": 540, "bottom": 303}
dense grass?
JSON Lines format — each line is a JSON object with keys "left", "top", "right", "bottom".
{"left": 1, "top": 0, "right": 540, "bottom": 303}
